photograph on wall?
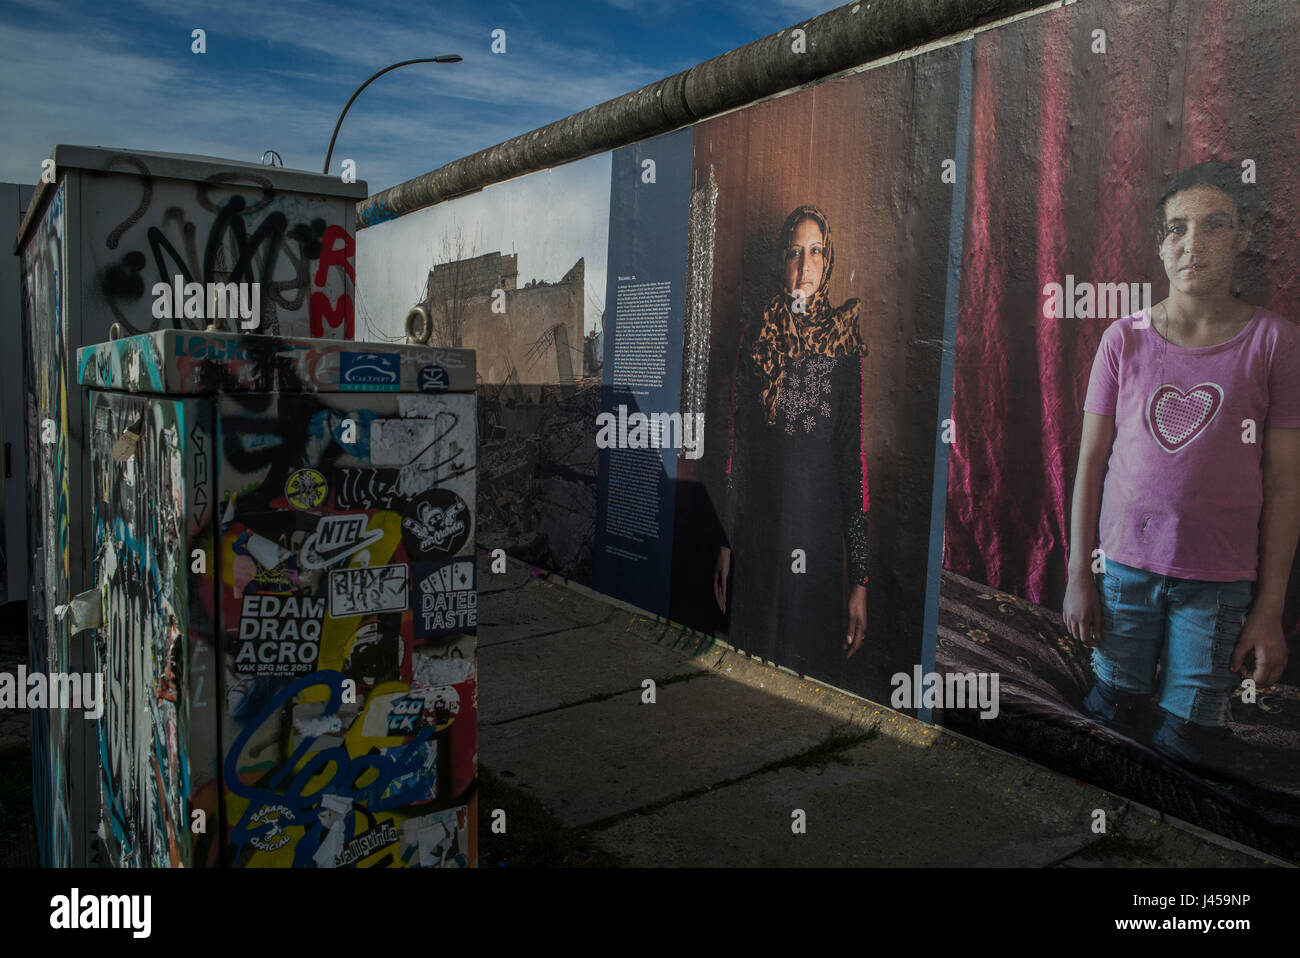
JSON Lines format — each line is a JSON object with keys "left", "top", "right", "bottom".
{"left": 356, "top": 155, "right": 611, "bottom": 584}
{"left": 938, "top": 0, "right": 1300, "bottom": 856}
{"left": 660, "top": 47, "right": 965, "bottom": 704}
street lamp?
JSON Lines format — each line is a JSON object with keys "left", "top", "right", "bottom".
{"left": 323, "top": 55, "right": 462, "bottom": 175}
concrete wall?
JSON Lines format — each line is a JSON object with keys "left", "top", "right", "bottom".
{"left": 352, "top": 0, "right": 1300, "bottom": 856}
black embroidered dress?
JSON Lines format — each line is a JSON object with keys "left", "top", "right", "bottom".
{"left": 722, "top": 328, "right": 870, "bottom": 682}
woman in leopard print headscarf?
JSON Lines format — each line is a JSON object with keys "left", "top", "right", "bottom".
{"left": 750, "top": 206, "right": 868, "bottom": 424}
{"left": 714, "top": 205, "right": 872, "bottom": 683}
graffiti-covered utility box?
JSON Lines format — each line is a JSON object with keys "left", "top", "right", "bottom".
{"left": 77, "top": 331, "right": 477, "bottom": 867}
{"left": 17, "top": 146, "right": 367, "bottom": 866}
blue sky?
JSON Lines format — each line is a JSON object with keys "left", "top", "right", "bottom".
{"left": 0, "top": 0, "right": 839, "bottom": 194}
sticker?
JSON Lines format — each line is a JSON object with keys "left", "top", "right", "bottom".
{"left": 236, "top": 559, "right": 299, "bottom": 596}
{"left": 292, "top": 700, "right": 347, "bottom": 739}
{"left": 384, "top": 692, "right": 428, "bottom": 736}
{"left": 311, "top": 795, "right": 355, "bottom": 868}
{"left": 340, "top": 352, "right": 400, "bottom": 391}
{"left": 285, "top": 468, "right": 328, "bottom": 510}
{"left": 402, "top": 807, "right": 468, "bottom": 868}
{"left": 383, "top": 739, "right": 438, "bottom": 804}
{"left": 328, "top": 563, "right": 410, "bottom": 617}
{"left": 411, "top": 651, "right": 474, "bottom": 688}
{"left": 231, "top": 528, "right": 302, "bottom": 595}
{"left": 234, "top": 594, "right": 325, "bottom": 675}
{"left": 415, "top": 558, "right": 477, "bottom": 640}
{"left": 248, "top": 804, "right": 294, "bottom": 851}
{"left": 361, "top": 686, "right": 461, "bottom": 738}
{"left": 420, "top": 685, "right": 461, "bottom": 731}
{"left": 344, "top": 622, "right": 402, "bottom": 687}
{"left": 233, "top": 530, "right": 294, "bottom": 572}
{"left": 334, "top": 821, "right": 399, "bottom": 867}
{"left": 370, "top": 418, "right": 439, "bottom": 466}
{"left": 402, "top": 489, "right": 472, "bottom": 556}
{"left": 418, "top": 365, "right": 450, "bottom": 392}
{"left": 301, "top": 513, "right": 384, "bottom": 570}
{"left": 335, "top": 468, "right": 426, "bottom": 510}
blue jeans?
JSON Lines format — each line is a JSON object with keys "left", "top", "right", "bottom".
{"left": 1081, "top": 558, "right": 1251, "bottom": 770}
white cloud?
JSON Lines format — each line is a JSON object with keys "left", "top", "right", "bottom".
{"left": 0, "top": 0, "right": 671, "bottom": 193}
{"left": 776, "top": 0, "right": 840, "bottom": 16}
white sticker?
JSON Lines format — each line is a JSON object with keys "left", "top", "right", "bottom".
{"left": 370, "top": 419, "right": 439, "bottom": 466}
{"left": 301, "top": 514, "right": 384, "bottom": 570}
{"left": 328, "top": 563, "right": 411, "bottom": 617}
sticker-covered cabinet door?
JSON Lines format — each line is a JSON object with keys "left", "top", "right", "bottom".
{"left": 218, "top": 391, "right": 477, "bottom": 867}
{"left": 89, "top": 391, "right": 217, "bottom": 868}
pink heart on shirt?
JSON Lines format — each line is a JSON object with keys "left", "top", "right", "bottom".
{"left": 1146, "top": 382, "right": 1223, "bottom": 453}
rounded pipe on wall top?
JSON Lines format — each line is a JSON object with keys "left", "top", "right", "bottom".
{"left": 355, "top": 0, "right": 1045, "bottom": 230}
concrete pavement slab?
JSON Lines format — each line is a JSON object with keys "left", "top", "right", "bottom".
{"left": 479, "top": 623, "right": 711, "bottom": 724}
{"left": 589, "top": 731, "right": 1275, "bottom": 867}
{"left": 477, "top": 554, "right": 534, "bottom": 595}
{"left": 477, "top": 578, "right": 614, "bottom": 646}
{"left": 479, "top": 672, "right": 847, "bottom": 828}
{"left": 592, "top": 722, "right": 1279, "bottom": 863}
{"left": 1058, "top": 808, "right": 1284, "bottom": 867}
{"left": 473, "top": 552, "right": 1284, "bottom": 866}
{"left": 587, "top": 732, "right": 1110, "bottom": 866}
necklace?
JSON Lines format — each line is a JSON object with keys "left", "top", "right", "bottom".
{"left": 1158, "top": 301, "right": 1172, "bottom": 387}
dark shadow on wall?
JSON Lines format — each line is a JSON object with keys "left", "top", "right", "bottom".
{"left": 668, "top": 478, "right": 727, "bottom": 638}
{"left": 475, "top": 379, "right": 600, "bottom": 584}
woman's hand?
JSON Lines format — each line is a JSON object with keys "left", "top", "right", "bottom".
{"left": 714, "top": 546, "right": 731, "bottom": 613}
{"left": 1231, "top": 610, "right": 1289, "bottom": 688}
{"left": 844, "top": 584, "right": 867, "bottom": 659}
{"left": 1063, "top": 572, "right": 1103, "bottom": 646}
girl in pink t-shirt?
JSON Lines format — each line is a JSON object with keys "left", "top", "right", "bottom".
{"left": 1063, "top": 161, "right": 1300, "bottom": 774}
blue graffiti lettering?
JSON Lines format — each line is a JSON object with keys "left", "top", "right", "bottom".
{"left": 225, "top": 670, "right": 437, "bottom": 865}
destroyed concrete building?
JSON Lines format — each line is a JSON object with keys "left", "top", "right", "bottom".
{"left": 419, "top": 251, "right": 586, "bottom": 386}
{"left": 414, "top": 250, "right": 599, "bottom": 580}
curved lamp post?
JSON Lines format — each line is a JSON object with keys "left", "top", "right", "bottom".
{"left": 324, "top": 55, "right": 462, "bottom": 175}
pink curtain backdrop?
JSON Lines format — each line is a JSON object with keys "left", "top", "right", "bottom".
{"left": 944, "top": 0, "right": 1300, "bottom": 646}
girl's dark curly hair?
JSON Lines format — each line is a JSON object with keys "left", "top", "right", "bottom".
{"left": 1150, "top": 160, "right": 1255, "bottom": 245}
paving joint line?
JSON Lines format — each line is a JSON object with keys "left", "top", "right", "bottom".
{"left": 579, "top": 723, "right": 883, "bottom": 833}
{"left": 485, "top": 670, "right": 715, "bottom": 727}
{"left": 476, "top": 621, "right": 609, "bottom": 646}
